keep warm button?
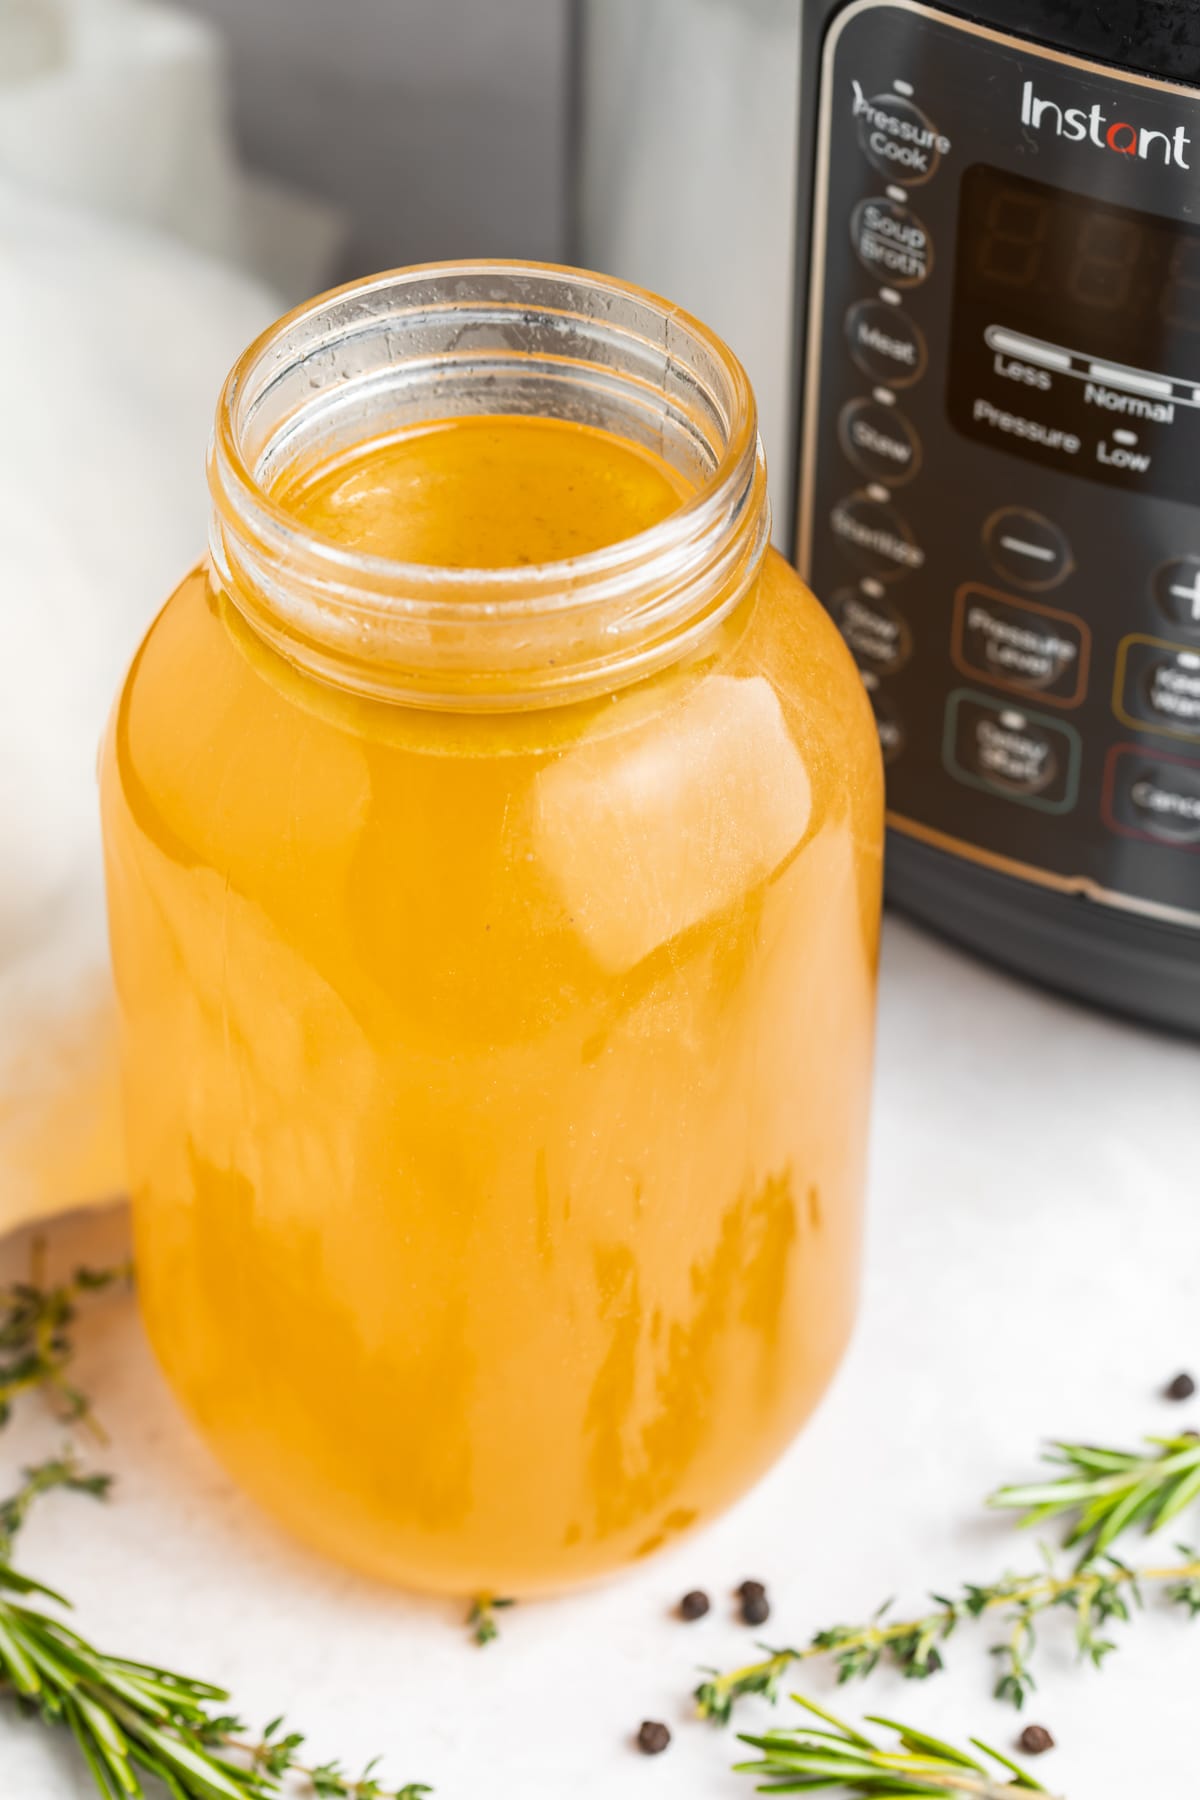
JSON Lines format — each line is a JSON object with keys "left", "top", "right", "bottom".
{"left": 1114, "top": 635, "right": 1200, "bottom": 743}
{"left": 944, "top": 690, "right": 1081, "bottom": 813}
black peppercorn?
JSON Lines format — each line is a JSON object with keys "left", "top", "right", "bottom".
{"left": 737, "top": 1579, "right": 770, "bottom": 1626}
{"left": 1018, "top": 1724, "right": 1055, "bottom": 1755}
{"left": 1165, "top": 1371, "right": 1196, "bottom": 1402}
{"left": 637, "top": 1720, "right": 671, "bottom": 1756}
{"left": 679, "top": 1589, "right": 710, "bottom": 1621}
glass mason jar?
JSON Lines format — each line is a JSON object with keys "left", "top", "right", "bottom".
{"left": 100, "top": 263, "right": 883, "bottom": 1595}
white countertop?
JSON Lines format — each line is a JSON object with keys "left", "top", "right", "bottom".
{"left": 1, "top": 915, "right": 1196, "bottom": 1799}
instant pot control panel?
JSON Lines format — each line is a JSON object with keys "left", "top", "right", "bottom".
{"left": 798, "top": 0, "right": 1200, "bottom": 927}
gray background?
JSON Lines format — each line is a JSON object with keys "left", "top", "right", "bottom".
{"left": 178, "top": 0, "right": 575, "bottom": 276}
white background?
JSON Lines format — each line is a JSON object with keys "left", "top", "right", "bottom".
{"left": 0, "top": 916, "right": 1196, "bottom": 1798}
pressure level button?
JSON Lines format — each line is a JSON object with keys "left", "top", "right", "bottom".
{"left": 854, "top": 90, "right": 949, "bottom": 185}
{"left": 845, "top": 298, "right": 927, "bottom": 387}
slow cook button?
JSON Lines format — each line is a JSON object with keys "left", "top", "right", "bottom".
{"left": 839, "top": 398, "right": 921, "bottom": 486}
{"left": 1106, "top": 746, "right": 1200, "bottom": 846}
{"left": 952, "top": 585, "right": 1089, "bottom": 705}
{"left": 830, "top": 491, "right": 924, "bottom": 580}
{"left": 1115, "top": 635, "right": 1200, "bottom": 742}
{"left": 944, "top": 690, "right": 1081, "bottom": 812}
{"left": 850, "top": 197, "right": 932, "bottom": 287}
{"left": 845, "top": 298, "right": 928, "bottom": 387}
{"left": 834, "top": 587, "right": 912, "bottom": 672}
{"left": 854, "top": 90, "right": 948, "bottom": 185}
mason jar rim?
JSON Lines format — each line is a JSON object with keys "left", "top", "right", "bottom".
{"left": 207, "top": 260, "right": 771, "bottom": 708}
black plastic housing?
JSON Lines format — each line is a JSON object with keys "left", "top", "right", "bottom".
{"left": 794, "top": 0, "right": 1200, "bottom": 1033}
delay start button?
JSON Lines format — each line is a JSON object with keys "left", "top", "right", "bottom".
{"left": 839, "top": 398, "right": 921, "bottom": 486}
{"left": 1105, "top": 746, "right": 1200, "bottom": 847}
{"left": 853, "top": 89, "right": 949, "bottom": 185}
{"left": 944, "top": 691, "right": 1081, "bottom": 813}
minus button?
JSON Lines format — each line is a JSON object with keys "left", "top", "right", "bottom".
{"left": 984, "top": 506, "right": 1074, "bottom": 589}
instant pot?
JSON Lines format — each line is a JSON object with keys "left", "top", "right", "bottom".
{"left": 794, "top": 0, "right": 1200, "bottom": 1031}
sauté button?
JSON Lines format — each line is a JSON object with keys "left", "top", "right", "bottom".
{"left": 861, "top": 673, "right": 905, "bottom": 764}
{"left": 850, "top": 197, "right": 932, "bottom": 287}
{"left": 983, "top": 508, "right": 1074, "bottom": 590}
{"left": 834, "top": 587, "right": 912, "bottom": 673}
{"left": 1153, "top": 558, "right": 1200, "bottom": 636}
{"left": 1106, "top": 747, "right": 1200, "bottom": 847}
{"left": 839, "top": 398, "right": 921, "bottom": 486}
{"left": 845, "top": 298, "right": 927, "bottom": 387}
{"left": 855, "top": 92, "right": 947, "bottom": 185}
{"left": 830, "top": 492, "right": 924, "bottom": 580}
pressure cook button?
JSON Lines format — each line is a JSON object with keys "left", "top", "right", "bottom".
{"left": 1153, "top": 558, "right": 1200, "bottom": 635}
{"left": 830, "top": 492, "right": 924, "bottom": 580}
{"left": 839, "top": 398, "right": 921, "bottom": 486}
{"left": 850, "top": 197, "right": 932, "bottom": 287}
{"left": 845, "top": 298, "right": 927, "bottom": 388}
{"left": 983, "top": 508, "right": 1074, "bottom": 590}
{"left": 855, "top": 92, "right": 946, "bottom": 185}
{"left": 944, "top": 691, "right": 1080, "bottom": 812}
{"left": 834, "top": 587, "right": 912, "bottom": 673}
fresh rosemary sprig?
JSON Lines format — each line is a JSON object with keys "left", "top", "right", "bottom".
{"left": 989, "top": 1434, "right": 1200, "bottom": 1563}
{"left": 695, "top": 1551, "right": 1200, "bottom": 1720}
{"left": 466, "top": 1594, "right": 515, "bottom": 1647}
{"left": 0, "top": 1560, "right": 430, "bottom": 1799}
{"left": 0, "top": 1251, "right": 427, "bottom": 1799}
{"left": 734, "top": 1694, "right": 1056, "bottom": 1797}
{"left": 0, "top": 1247, "right": 132, "bottom": 1440}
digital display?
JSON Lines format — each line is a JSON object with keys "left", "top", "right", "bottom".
{"left": 957, "top": 164, "right": 1200, "bottom": 367}
{"left": 948, "top": 166, "right": 1200, "bottom": 504}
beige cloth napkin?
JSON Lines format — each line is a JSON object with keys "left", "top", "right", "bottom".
{"left": 0, "top": 194, "right": 275, "bottom": 1235}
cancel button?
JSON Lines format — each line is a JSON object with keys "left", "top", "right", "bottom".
{"left": 1108, "top": 748, "right": 1200, "bottom": 846}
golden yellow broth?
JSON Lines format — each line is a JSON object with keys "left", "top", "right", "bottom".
{"left": 101, "top": 416, "right": 882, "bottom": 1592}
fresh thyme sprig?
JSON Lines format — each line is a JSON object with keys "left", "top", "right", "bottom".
{"left": 695, "top": 1552, "right": 1200, "bottom": 1720}
{"left": 988, "top": 1434, "right": 1200, "bottom": 1563}
{"left": 0, "top": 1246, "right": 132, "bottom": 1441}
{"left": 733, "top": 1694, "right": 1056, "bottom": 1797}
{"left": 466, "top": 1594, "right": 515, "bottom": 1647}
{"left": 0, "top": 1453, "right": 112, "bottom": 1559}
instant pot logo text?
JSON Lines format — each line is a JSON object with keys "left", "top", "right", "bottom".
{"left": 1021, "top": 80, "right": 1192, "bottom": 169}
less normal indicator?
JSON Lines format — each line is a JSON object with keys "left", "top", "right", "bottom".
{"left": 983, "top": 327, "right": 1197, "bottom": 409}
